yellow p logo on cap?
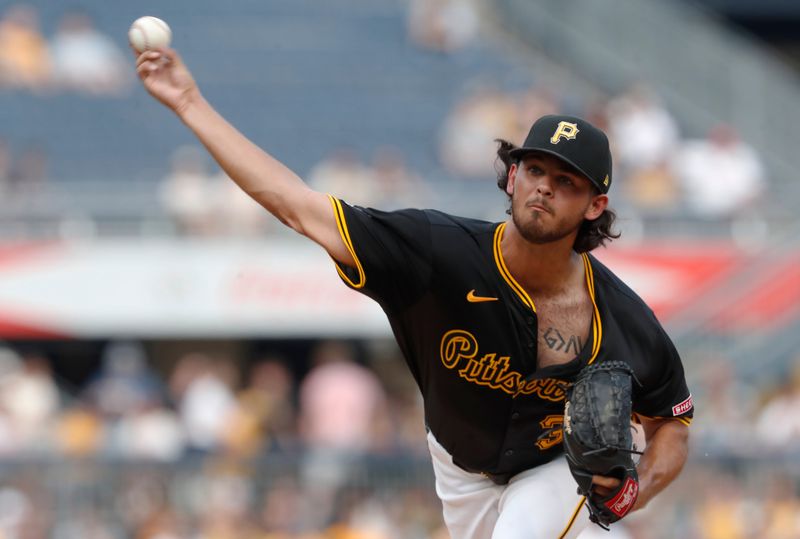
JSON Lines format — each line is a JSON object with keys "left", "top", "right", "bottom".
{"left": 550, "top": 121, "right": 579, "bottom": 144}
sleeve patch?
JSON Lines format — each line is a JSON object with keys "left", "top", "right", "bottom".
{"left": 672, "top": 395, "right": 693, "bottom": 416}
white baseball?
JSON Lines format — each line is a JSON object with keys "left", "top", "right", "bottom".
{"left": 128, "top": 16, "right": 172, "bottom": 53}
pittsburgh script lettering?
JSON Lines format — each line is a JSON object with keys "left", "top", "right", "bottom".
{"left": 439, "top": 329, "right": 568, "bottom": 400}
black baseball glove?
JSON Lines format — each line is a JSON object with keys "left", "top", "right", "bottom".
{"left": 562, "top": 360, "right": 641, "bottom": 529}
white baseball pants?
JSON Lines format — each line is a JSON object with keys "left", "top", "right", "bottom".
{"left": 427, "top": 431, "right": 591, "bottom": 539}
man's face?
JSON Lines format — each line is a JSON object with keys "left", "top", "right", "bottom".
{"left": 506, "top": 153, "right": 606, "bottom": 245}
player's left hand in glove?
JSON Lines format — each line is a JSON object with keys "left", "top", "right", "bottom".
{"left": 562, "top": 361, "right": 642, "bottom": 529}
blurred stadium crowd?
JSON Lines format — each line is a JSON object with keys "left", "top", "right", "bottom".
{"left": 0, "top": 0, "right": 777, "bottom": 241}
{"left": 0, "top": 340, "right": 446, "bottom": 538}
{"left": 154, "top": 80, "right": 768, "bottom": 240}
{"left": 2, "top": 339, "right": 800, "bottom": 538}
{"left": 0, "top": 0, "right": 798, "bottom": 537}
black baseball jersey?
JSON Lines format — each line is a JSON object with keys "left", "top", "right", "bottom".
{"left": 329, "top": 197, "right": 693, "bottom": 481}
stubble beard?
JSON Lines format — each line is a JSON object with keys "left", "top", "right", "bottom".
{"left": 510, "top": 198, "right": 583, "bottom": 246}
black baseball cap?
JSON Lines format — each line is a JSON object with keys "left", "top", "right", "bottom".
{"left": 509, "top": 115, "right": 612, "bottom": 194}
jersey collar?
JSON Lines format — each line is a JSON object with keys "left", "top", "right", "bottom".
{"left": 493, "top": 223, "right": 602, "bottom": 364}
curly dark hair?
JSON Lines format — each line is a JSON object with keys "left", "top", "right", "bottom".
{"left": 494, "top": 139, "right": 620, "bottom": 253}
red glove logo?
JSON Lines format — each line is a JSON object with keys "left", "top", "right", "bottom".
{"left": 605, "top": 477, "right": 638, "bottom": 518}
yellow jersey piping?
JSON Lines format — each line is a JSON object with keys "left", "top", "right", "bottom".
{"left": 493, "top": 226, "right": 602, "bottom": 363}
{"left": 558, "top": 496, "right": 586, "bottom": 539}
{"left": 493, "top": 223, "right": 536, "bottom": 312}
{"left": 328, "top": 195, "right": 366, "bottom": 289}
{"left": 633, "top": 412, "right": 693, "bottom": 427}
{"left": 582, "top": 253, "right": 603, "bottom": 364}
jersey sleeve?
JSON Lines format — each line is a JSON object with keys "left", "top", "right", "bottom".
{"left": 632, "top": 324, "right": 694, "bottom": 426}
{"left": 328, "top": 197, "right": 433, "bottom": 311}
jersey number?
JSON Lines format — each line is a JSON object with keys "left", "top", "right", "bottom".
{"left": 535, "top": 414, "right": 564, "bottom": 451}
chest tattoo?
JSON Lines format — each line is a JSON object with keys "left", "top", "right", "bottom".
{"left": 542, "top": 327, "right": 584, "bottom": 356}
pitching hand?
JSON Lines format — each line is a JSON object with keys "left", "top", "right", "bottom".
{"left": 591, "top": 475, "right": 621, "bottom": 498}
{"left": 135, "top": 48, "right": 199, "bottom": 115}
{"left": 593, "top": 474, "right": 643, "bottom": 511}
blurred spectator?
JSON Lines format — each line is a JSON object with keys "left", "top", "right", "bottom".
{"left": 755, "top": 357, "right": 800, "bottom": 450}
{"left": 760, "top": 475, "right": 800, "bottom": 539}
{"left": 366, "top": 345, "right": 427, "bottom": 454}
{"left": 693, "top": 474, "right": 750, "bottom": 539}
{"left": 407, "top": 0, "right": 479, "bottom": 53}
{"left": 606, "top": 84, "right": 680, "bottom": 173}
{"left": 222, "top": 357, "right": 297, "bottom": 457}
{"left": 115, "top": 397, "right": 185, "bottom": 461}
{"left": 158, "top": 145, "right": 220, "bottom": 236}
{"left": 307, "top": 147, "right": 379, "bottom": 207}
{"left": 0, "top": 350, "right": 60, "bottom": 453}
{"left": 83, "top": 341, "right": 163, "bottom": 421}
{"left": 621, "top": 161, "right": 681, "bottom": 217}
{"left": 54, "top": 400, "right": 104, "bottom": 457}
{"left": 49, "top": 10, "right": 131, "bottom": 97}
{"left": 439, "top": 84, "right": 517, "bottom": 180}
{"left": 213, "top": 173, "right": 272, "bottom": 237}
{"left": 606, "top": 84, "right": 681, "bottom": 215}
{"left": 0, "top": 484, "right": 42, "bottom": 539}
{"left": 0, "top": 4, "right": 51, "bottom": 92}
{"left": 161, "top": 145, "right": 271, "bottom": 237}
{"left": 298, "top": 340, "right": 390, "bottom": 529}
{"left": 369, "top": 146, "right": 431, "bottom": 209}
{"left": 170, "top": 352, "right": 240, "bottom": 453}
{"left": 4, "top": 336, "right": 800, "bottom": 536}
{"left": 0, "top": 405, "right": 17, "bottom": 455}
{"left": 674, "top": 124, "right": 766, "bottom": 220}
{"left": 299, "top": 341, "right": 389, "bottom": 454}
{"left": 326, "top": 492, "right": 394, "bottom": 539}
{"left": 0, "top": 347, "right": 24, "bottom": 455}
